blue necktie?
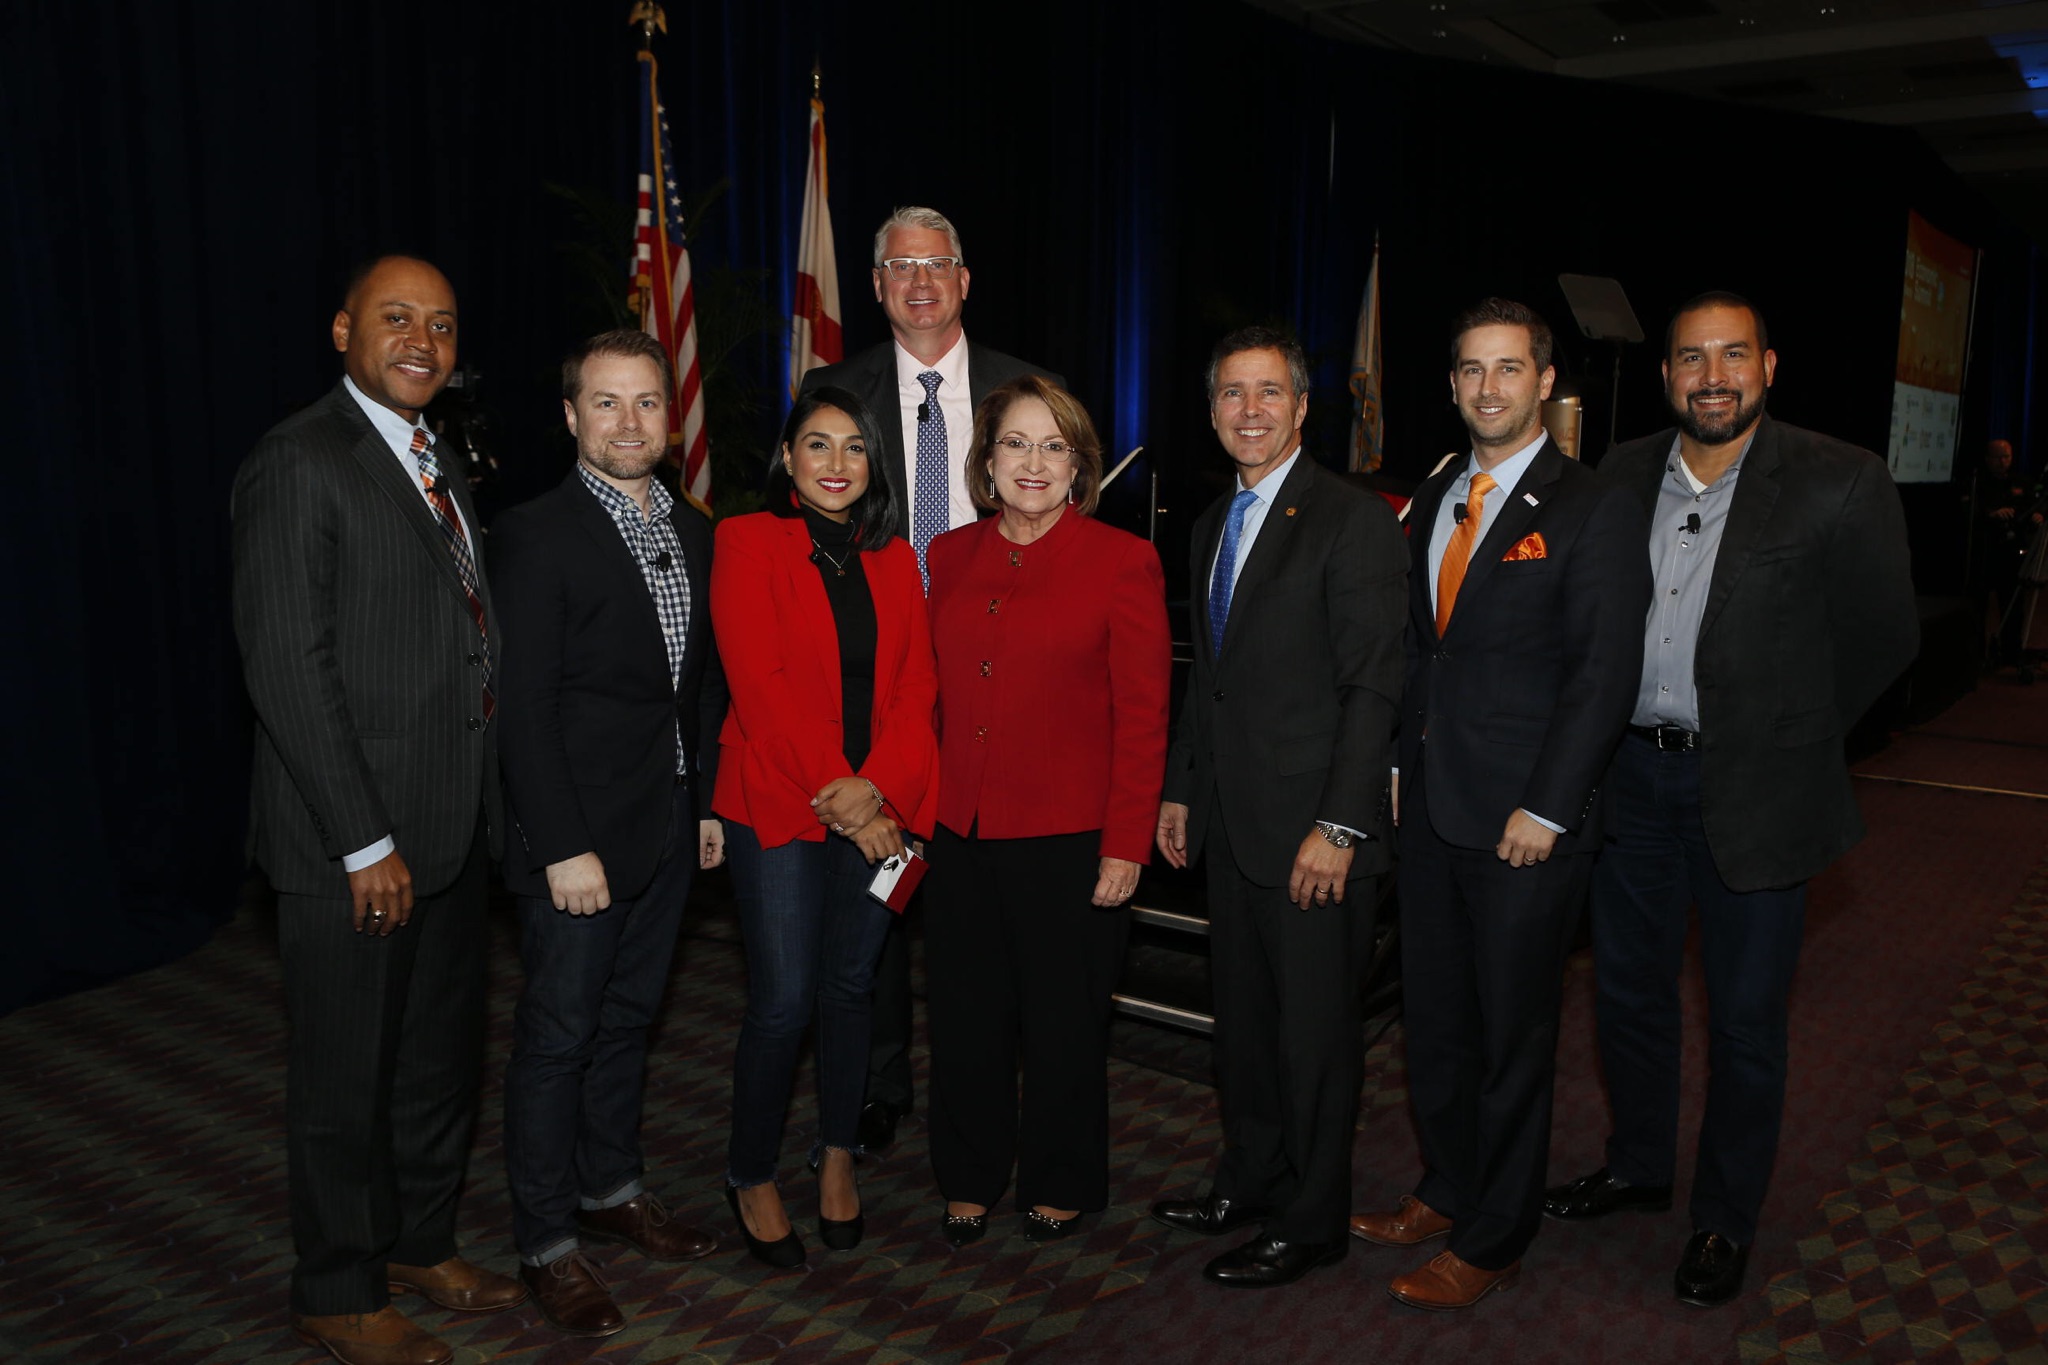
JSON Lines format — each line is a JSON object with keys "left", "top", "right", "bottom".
{"left": 1208, "top": 488, "right": 1259, "bottom": 659}
{"left": 911, "top": 370, "right": 948, "bottom": 590}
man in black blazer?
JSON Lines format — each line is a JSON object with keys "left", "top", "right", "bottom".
{"left": 798, "top": 205, "right": 1060, "bottom": 1150}
{"left": 491, "top": 329, "right": 726, "bottom": 1335}
{"left": 232, "top": 255, "right": 523, "bottom": 1365}
{"left": 1350, "top": 299, "right": 1650, "bottom": 1310}
{"left": 1545, "top": 293, "right": 1918, "bottom": 1306}
{"left": 1152, "top": 325, "right": 1409, "bottom": 1287}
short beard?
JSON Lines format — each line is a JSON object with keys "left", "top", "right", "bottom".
{"left": 583, "top": 446, "right": 664, "bottom": 483}
{"left": 1675, "top": 389, "right": 1766, "bottom": 446}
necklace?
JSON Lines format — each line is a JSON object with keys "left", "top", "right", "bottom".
{"left": 810, "top": 538, "right": 852, "bottom": 577}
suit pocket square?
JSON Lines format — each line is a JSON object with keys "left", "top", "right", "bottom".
{"left": 1503, "top": 533, "right": 1547, "bottom": 561}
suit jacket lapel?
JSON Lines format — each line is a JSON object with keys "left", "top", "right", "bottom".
{"left": 1218, "top": 454, "right": 1317, "bottom": 659}
{"left": 335, "top": 394, "right": 472, "bottom": 611}
{"left": 563, "top": 473, "right": 670, "bottom": 684}
{"left": 1443, "top": 439, "right": 1563, "bottom": 637}
{"left": 1699, "top": 416, "right": 1783, "bottom": 643}
{"left": 1407, "top": 468, "right": 1456, "bottom": 642}
{"left": 778, "top": 515, "right": 842, "bottom": 690}
{"left": 1190, "top": 497, "right": 1227, "bottom": 668}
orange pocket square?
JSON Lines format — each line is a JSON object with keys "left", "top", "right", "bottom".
{"left": 1503, "top": 533, "right": 1547, "bottom": 561}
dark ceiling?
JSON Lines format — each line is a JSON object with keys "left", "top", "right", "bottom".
{"left": 1248, "top": 0, "right": 2048, "bottom": 242}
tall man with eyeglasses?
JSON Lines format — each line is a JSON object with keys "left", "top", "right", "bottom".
{"left": 1544, "top": 292, "right": 1917, "bottom": 1307}
{"left": 798, "top": 205, "right": 1061, "bottom": 1151}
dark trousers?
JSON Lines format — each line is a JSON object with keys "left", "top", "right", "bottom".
{"left": 503, "top": 785, "right": 694, "bottom": 1261}
{"left": 924, "top": 827, "right": 1129, "bottom": 1212}
{"left": 1205, "top": 818, "right": 1378, "bottom": 1245}
{"left": 1592, "top": 733, "right": 1807, "bottom": 1246}
{"left": 1399, "top": 760, "right": 1588, "bottom": 1271}
{"left": 724, "top": 822, "right": 894, "bottom": 1186}
{"left": 278, "top": 821, "right": 488, "bottom": 1315}
{"left": 865, "top": 903, "right": 916, "bottom": 1115}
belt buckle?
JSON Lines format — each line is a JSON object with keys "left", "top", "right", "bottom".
{"left": 1655, "top": 724, "right": 1693, "bottom": 752}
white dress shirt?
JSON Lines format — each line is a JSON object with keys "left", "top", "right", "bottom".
{"left": 893, "top": 335, "right": 977, "bottom": 532}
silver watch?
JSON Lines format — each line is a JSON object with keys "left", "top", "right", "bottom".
{"left": 1315, "top": 821, "right": 1355, "bottom": 849}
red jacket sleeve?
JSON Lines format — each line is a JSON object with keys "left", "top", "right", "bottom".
{"left": 1100, "top": 535, "right": 1173, "bottom": 863}
{"left": 858, "top": 539, "right": 941, "bottom": 838}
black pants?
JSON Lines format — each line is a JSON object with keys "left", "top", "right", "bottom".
{"left": 1398, "top": 760, "right": 1588, "bottom": 1271}
{"left": 1592, "top": 733, "right": 1807, "bottom": 1246}
{"left": 278, "top": 821, "right": 488, "bottom": 1315}
{"left": 1205, "top": 818, "right": 1378, "bottom": 1245}
{"left": 865, "top": 900, "right": 916, "bottom": 1116}
{"left": 503, "top": 786, "right": 694, "bottom": 1262}
{"left": 924, "top": 827, "right": 1129, "bottom": 1212}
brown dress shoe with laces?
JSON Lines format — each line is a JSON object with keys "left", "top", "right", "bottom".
{"left": 577, "top": 1193, "right": 717, "bottom": 1262}
{"left": 1349, "top": 1195, "right": 1453, "bottom": 1247}
{"left": 385, "top": 1256, "right": 528, "bottom": 1313}
{"left": 290, "top": 1305, "right": 453, "bottom": 1365}
{"left": 1387, "top": 1249, "right": 1521, "bottom": 1310}
{"left": 520, "top": 1252, "right": 626, "bottom": 1338}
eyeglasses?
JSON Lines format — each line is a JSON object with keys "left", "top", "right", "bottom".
{"left": 880, "top": 256, "right": 961, "bottom": 281}
{"left": 993, "top": 437, "right": 1078, "bottom": 463}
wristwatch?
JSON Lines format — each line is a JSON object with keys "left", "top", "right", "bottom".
{"left": 1314, "top": 821, "right": 1355, "bottom": 849}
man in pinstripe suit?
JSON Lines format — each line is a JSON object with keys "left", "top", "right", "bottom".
{"left": 233, "top": 255, "right": 524, "bottom": 1365}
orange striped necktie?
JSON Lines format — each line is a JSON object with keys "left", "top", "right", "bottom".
{"left": 1434, "top": 471, "right": 1496, "bottom": 637}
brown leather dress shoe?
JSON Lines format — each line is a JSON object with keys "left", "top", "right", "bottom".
{"left": 385, "top": 1256, "right": 528, "bottom": 1313}
{"left": 1387, "top": 1250, "right": 1521, "bottom": 1310}
{"left": 520, "top": 1252, "right": 626, "bottom": 1338}
{"left": 577, "top": 1193, "right": 717, "bottom": 1262}
{"left": 290, "top": 1306, "right": 453, "bottom": 1365}
{"left": 1349, "top": 1195, "right": 1453, "bottom": 1247}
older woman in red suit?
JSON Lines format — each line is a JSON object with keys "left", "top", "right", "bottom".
{"left": 711, "top": 386, "right": 938, "bottom": 1267}
{"left": 924, "top": 376, "right": 1172, "bottom": 1245}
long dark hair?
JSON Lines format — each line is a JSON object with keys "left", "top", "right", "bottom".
{"left": 767, "top": 386, "right": 901, "bottom": 549}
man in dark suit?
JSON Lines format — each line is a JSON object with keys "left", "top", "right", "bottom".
{"left": 798, "top": 205, "right": 1060, "bottom": 1150}
{"left": 232, "top": 255, "right": 524, "bottom": 1365}
{"left": 1349, "top": 298, "right": 1650, "bottom": 1310}
{"left": 1151, "top": 325, "right": 1409, "bottom": 1287}
{"left": 1545, "top": 292, "right": 1918, "bottom": 1306}
{"left": 492, "top": 330, "right": 727, "bottom": 1335}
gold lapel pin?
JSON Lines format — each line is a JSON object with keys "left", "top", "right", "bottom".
{"left": 1285, "top": 507, "right": 1297, "bottom": 517}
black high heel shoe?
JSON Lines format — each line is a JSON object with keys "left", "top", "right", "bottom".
{"left": 810, "top": 1150, "right": 864, "bottom": 1251}
{"left": 725, "top": 1184, "right": 805, "bottom": 1269}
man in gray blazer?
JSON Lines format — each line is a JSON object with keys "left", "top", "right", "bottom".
{"left": 233, "top": 255, "right": 522, "bottom": 1365}
{"left": 1544, "top": 292, "right": 1918, "bottom": 1308}
{"left": 1152, "top": 325, "right": 1409, "bottom": 1288}
{"left": 797, "top": 205, "right": 1060, "bottom": 1150}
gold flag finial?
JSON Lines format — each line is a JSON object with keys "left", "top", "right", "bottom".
{"left": 628, "top": 2, "right": 667, "bottom": 40}
{"left": 812, "top": 60, "right": 821, "bottom": 99}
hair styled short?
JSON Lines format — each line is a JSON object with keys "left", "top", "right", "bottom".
{"left": 1664, "top": 290, "right": 1769, "bottom": 357}
{"left": 1448, "top": 297, "right": 1554, "bottom": 372}
{"left": 1205, "top": 324, "right": 1310, "bottom": 401}
{"left": 767, "top": 385, "right": 901, "bottom": 549}
{"left": 967, "top": 375, "right": 1107, "bottom": 518}
{"left": 561, "top": 328, "right": 673, "bottom": 403}
{"left": 871, "top": 206, "right": 964, "bottom": 267}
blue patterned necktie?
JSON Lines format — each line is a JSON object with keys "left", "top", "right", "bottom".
{"left": 911, "top": 370, "right": 948, "bottom": 590}
{"left": 1208, "top": 488, "right": 1260, "bottom": 659}
{"left": 413, "top": 428, "right": 495, "bottom": 720}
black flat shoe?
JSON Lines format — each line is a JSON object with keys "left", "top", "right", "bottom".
{"left": 725, "top": 1185, "right": 806, "bottom": 1269}
{"left": 1019, "top": 1210, "right": 1082, "bottom": 1243}
{"left": 1541, "top": 1167, "right": 1674, "bottom": 1221}
{"left": 1149, "top": 1195, "right": 1270, "bottom": 1237}
{"left": 1674, "top": 1230, "right": 1748, "bottom": 1307}
{"left": 940, "top": 1210, "right": 988, "bottom": 1247}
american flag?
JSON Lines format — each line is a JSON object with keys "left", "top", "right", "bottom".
{"left": 630, "top": 49, "right": 710, "bottom": 510}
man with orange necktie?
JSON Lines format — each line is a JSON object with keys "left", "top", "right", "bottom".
{"left": 1348, "top": 298, "right": 1648, "bottom": 1309}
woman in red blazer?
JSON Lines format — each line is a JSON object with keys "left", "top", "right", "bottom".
{"left": 711, "top": 387, "right": 938, "bottom": 1267}
{"left": 924, "top": 376, "right": 1172, "bottom": 1245}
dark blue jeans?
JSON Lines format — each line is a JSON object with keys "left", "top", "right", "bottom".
{"left": 724, "top": 821, "right": 894, "bottom": 1187}
{"left": 1592, "top": 733, "right": 1808, "bottom": 1246}
{"left": 503, "top": 787, "right": 694, "bottom": 1261}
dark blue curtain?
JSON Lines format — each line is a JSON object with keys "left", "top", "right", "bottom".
{"left": 6, "top": 0, "right": 2039, "bottom": 1011}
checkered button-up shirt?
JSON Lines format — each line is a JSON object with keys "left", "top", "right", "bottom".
{"left": 577, "top": 465, "right": 691, "bottom": 774}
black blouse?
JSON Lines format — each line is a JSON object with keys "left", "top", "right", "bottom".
{"left": 801, "top": 506, "right": 878, "bottom": 770}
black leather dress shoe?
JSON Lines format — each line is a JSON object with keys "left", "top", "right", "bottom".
{"left": 1149, "top": 1195, "right": 1271, "bottom": 1237}
{"left": 1541, "top": 1167, "right": 1674, "bottom": 1221}
{"left": 1674, "top": 1230, "right": 1748, "bottom": 1307}
{"left": 1202, "top": 1235, "right": 1346, "bottom": 1287}
{"left": 856, "top": 1101, "right": 902, "bottom": 1152}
